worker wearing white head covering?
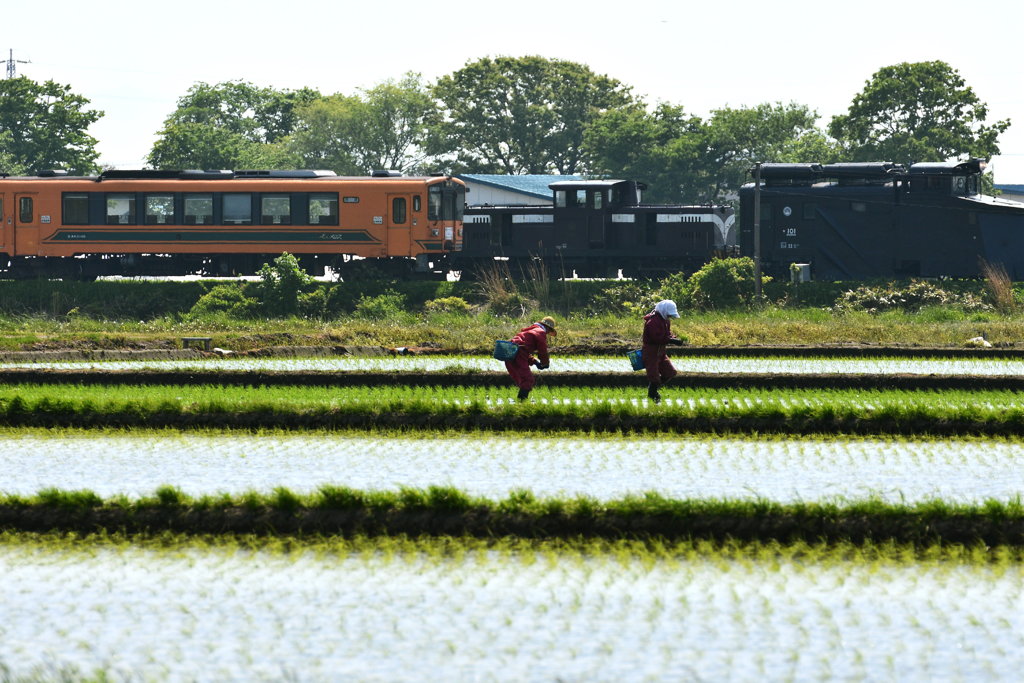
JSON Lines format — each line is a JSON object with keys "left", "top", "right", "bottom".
{"left": 654, "top": 300, "right": 679, "bottom": 319}
{"left": 641, "top": 299, "right": 683, "bottom": 403}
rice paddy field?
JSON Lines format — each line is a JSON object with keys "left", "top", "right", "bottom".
{"left": 3, "top": 351, "right": 1024, "bottom": 681}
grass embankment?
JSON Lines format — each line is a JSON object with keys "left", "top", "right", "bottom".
{"left": 3, "top": 487, "right": 1024, "bottom": 545}
{"left": 3, "top": 306, "right": 1024, "bottom": 352}
{"left": 2, "top": 383, "right": 1024, "bottom": 435}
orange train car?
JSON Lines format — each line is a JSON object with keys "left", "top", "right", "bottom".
{"left": 0, "top": 169, "right": 467, "bottom": 279}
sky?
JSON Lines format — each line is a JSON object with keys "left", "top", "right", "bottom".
{"left": 5, "top": 0, "right": 1024, "bottom": 183}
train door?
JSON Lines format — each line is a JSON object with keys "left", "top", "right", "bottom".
{"left": 386, "top": 193, "right": 412, "bottom": 257}
{"left": 0, "top": 192, "right": 7, "bottom": 252}
{"left": 14, "top": 193, "right": 38, "bottom": 255}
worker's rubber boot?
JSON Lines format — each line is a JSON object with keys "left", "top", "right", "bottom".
{"left": 517, "top": 388, "right": 531, "bottom": 402}
{"left": 647, "top": 383, "right": 661, "bottom": 404}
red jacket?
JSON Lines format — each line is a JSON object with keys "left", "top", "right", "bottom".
{"left": 642, "top": 312, "right": 675, "bottom": 346}
{"left": 511, "top": 324, "right": 550, "bottom": 365}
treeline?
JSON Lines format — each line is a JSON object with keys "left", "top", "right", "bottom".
{"left": 0, "top": 58, "right": 1010, "bottom": 203}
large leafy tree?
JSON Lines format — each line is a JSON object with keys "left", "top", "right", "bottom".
{"left": 288, "top": 73, "right": 436, "bottom": 174}
{"left": 0, "top": 77, "right": 102, "bottom": 174}
{"left": 701, "top": 102, "right": 838, "bottom": 201}
{"left": 586, "top": 101, "right": 834, "bottom": 204}
{"left": 828, "top": 61, "right": 1010, "bottom": 164}
{"left": 430, "top": 56, "right": 636, "bottom": 174}
{"left": 148, "top": 81, "right": 319, "bottom": 169}
{"left": 584, "top": 103, "right": 706, "bottom": 202}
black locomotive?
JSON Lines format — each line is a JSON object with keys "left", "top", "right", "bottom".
{"left": 452, "top": 178, "right": 735, "bottom": 279}
{"left": 739, "top": 159, "right": 1024, "bottom": 280}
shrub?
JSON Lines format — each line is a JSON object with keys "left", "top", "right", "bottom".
{"left": 584, "top": 281, "right": 656, "bottom": 316}
{"left": 424, "top": 296, "right": 471, "bottom": 315}
{"left": 656, "top": 257, "right": 767, "bottom": 311}
{"left": 254, "top": 252, "right": 315, "bottom": 316}
{"left": 187, "top": 284, "right": 259, "bottom": 319}
{"left": 831, "top": 279, "right": 992, "bottom": 314}
{"left": 354, "top": 289, "right": 407, "bottom": 319}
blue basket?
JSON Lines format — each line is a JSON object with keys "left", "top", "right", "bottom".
{"left": 493, "top": 340, "right": 520, "bottom": 362}
{"left": 627, "top": 349, "right": 644, "bottom": 371}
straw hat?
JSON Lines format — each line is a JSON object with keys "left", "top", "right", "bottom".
{"left": 540, "top": 316, "right": 557, "bottom": 335}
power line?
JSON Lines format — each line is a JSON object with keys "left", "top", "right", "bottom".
{"left": 6, "top": 49, "right": 30, "bottom": 78}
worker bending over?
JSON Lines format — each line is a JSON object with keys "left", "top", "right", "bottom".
{"left": 505, "top": 316, "right": 557, "bottom": 401}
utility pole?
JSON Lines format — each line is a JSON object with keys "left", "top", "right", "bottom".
{"left": 6, "top": 49, "right": 29, "bottom": 78}
{"left": 752, "top": 162, "right": 763, "bottom": 301}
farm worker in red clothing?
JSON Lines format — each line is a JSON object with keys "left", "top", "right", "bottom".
{"left": 642, "top": 300, "right": 683, "bottom": 403}
{"left": 505, "top": 316, "right": 557, "bottom": 401}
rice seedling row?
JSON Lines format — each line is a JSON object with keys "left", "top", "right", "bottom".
{"left": 7, "top": 355, "right": 1024, "bottom": 376}
{"left": 1, "top": 536, "right": 1022, "bottom": 681}
{"left": 7, "top": 367, "right": 1024, "bottom": 392}
{"left": 4, "top": 487, "right": 1024, "bottom": 544}
{"left": 4, "top": 430, "right": 1024, "bottom": 504}
{"left": 4, "top": 383, "right": 1024, "bottom": 435}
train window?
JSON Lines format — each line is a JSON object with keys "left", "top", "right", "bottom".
{"left": 413, "top": 195, "right": 421, "bottom": 212}
{"left": 555, "top": 190, "right": 567, "bottom": 208}
{"left": 184, "top": 194, "right": 213, "bottom": 225}
{"left": 392, "top": 197, "right": 407, "bottom": 224}
{"left": 802, "top": 203, "right": 817, "bottom": 220}
{"left": 428, "top": 186, "right": 442, "bottom": 219}
{"left": 309, "top": 193, "right": 338, "bottom": 225}
{"left": 19, "top": 196, "right": 33, "bottom": 224}
{"left": 594, "top": 191, "right": 603, "bottom": 210}
{"left": 576, "top": 190, "right": 586, "bottom": 207}
{"left": 850, "top": 202, "right": 866, "bottom": 213}
{"left": 63, "top": 193, "right": 89, "bottom": 225}
{"left": 145, "top": 194, "right": 175, "bottom": 225}
{"left": 223, "top": 193, "right": 252, "bottom": 225}
{"left": 261, "top": 195, "right": 291, "bottom": 225}
{"left": 106, "top": 194, "right": 136, "bottom": 225}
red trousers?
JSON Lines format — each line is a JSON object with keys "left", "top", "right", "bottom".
{"left": 505, "top": 355, "right": 536, "bottom": 390}
{"left": 642, "top": 344, "right": 677, "bottom": 386}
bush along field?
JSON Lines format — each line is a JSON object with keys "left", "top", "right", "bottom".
{"left": 3, "top": 255, "right": 1024, "bottom": 352}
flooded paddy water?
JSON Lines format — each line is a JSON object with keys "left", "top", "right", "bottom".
{"left": 3, "top": 354, "right": 1024, "bottom": 680}
{"left": 2, "top": 543, "right": 1023, "bottom": 681}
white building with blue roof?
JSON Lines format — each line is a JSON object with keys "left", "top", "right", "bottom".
{"left": 456, "top": 174, "right": 584, "bottom": 206}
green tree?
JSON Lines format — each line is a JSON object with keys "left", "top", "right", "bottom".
{"left": 148, "top": 81, "right": 319, "bottom": 169}
{"left": 0, "top": 77, "right": 102, "bottom": 174}
{"left": 700, "top": 102, "right": 836, "bottom": 203}
{"left": 584, "top": 102, "right": 706, "bottom": 203}
{"left": 288, "top": 73, "right": 436, "bottom": 174}
{"left": 430, "top": 56, "right": 636, "bottom": 174}
{"left": 585, "top": 100, "right": 833, "bottom": 204}
{"left": 828, "top": 61, "right": 1010, "bottom": 165}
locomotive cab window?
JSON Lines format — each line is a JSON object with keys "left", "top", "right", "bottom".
{"left": 413, "top": 195, "right": 421, "bottom": 212}
{"left": 223, "top": 193, "right": 252, "bottom": 225}
{"left": 261, "top": 195, "right": 291, "bottom": 225}
{"left": 555, "top": 190, "right": 567, "bottom": 208}
{"left": 19, "top": 196, "right": 33, "bottom": 223}
{"left": 63, "top": 193, "right": 89, "bottom": 225}
{"left": 309, "top": 193, "right": 338, "bottom": 225}
{"left": 106, "top": 194, "right": 136, "bottom": 225}
{"left": 593, "top": 191, "right": 604, "bottom": 210}
{"left": 392, "top": 197, "right": 407, "bottom": 224}
{"left": 145, "top": 194, "right": 174, "bottom": 225}
{"left": 184, "top": 194, "right": 213, "bottom": 225}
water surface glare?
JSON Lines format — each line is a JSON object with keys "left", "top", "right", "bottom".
{"left": 0, "top": 546, "right": 1020, "bottom": 681}
{"left": 4, "top": 433, "right": 1024, "bottom": 502}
